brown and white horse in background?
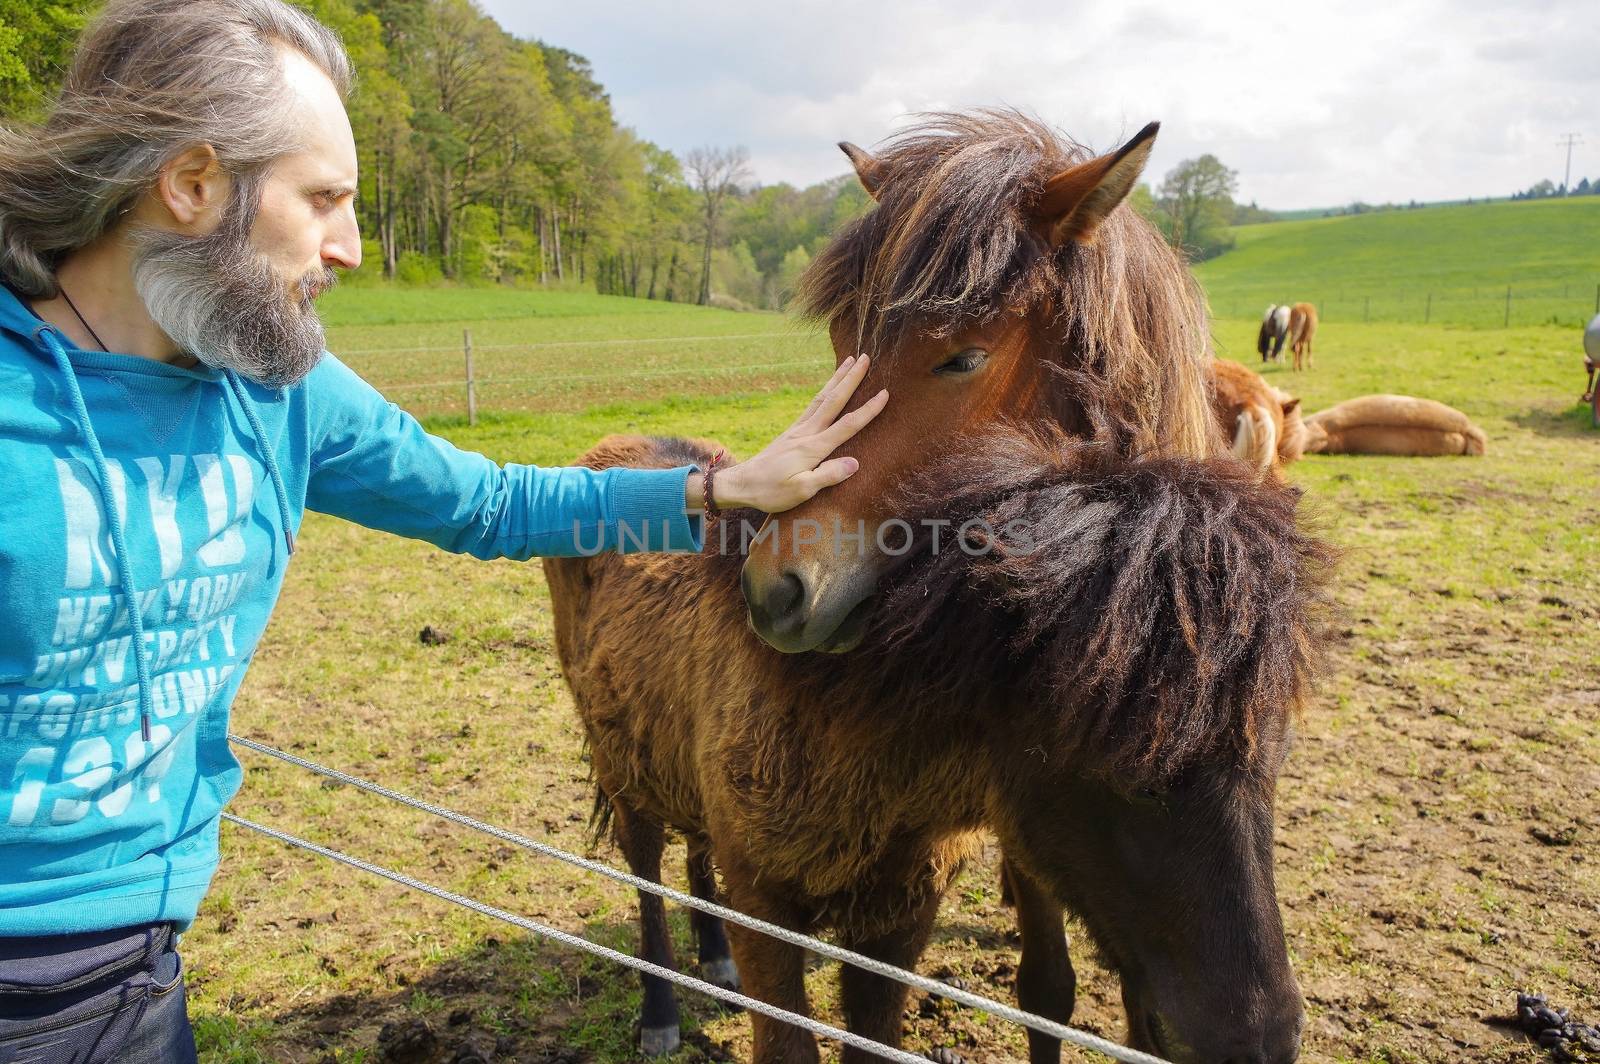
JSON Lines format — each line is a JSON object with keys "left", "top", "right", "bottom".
{"left": 1257, "top": 304, "right": 1290, "bottom": 363}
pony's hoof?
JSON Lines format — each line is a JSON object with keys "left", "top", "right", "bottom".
{"left": 640, "top": 1025, "right": 680, "bottom": 1057}
{"left": 699, "top": 957, "right": 741, "bottom": 993}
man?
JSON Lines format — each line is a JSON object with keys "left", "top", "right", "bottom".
{"left": 0, "top": 1, "right": 886, "bottom": 1058}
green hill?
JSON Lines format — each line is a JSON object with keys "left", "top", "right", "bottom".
{"left": 1193, "top": 196, "right": 1600, "bottom": 327}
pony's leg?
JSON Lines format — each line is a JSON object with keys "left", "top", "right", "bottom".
{"left": 1006, "top": 858, "right": 1076, "bottom": 1064}
{"left": 836, "top": 884, "right": 945, "bottom": 1062}
{"left": 687, "top": 840, "right": 740, "bottom": 991}
{"left": 611, "top": 802, "right": 681, "bottom": 1056}
{"left": 719, "top": 859, "right": 820, "bottom": 1064}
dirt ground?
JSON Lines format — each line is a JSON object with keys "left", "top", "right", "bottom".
{"left": 190, "top": 322, "right": 1599, "bottom": 1063}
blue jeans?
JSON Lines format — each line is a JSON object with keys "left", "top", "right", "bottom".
{"left": 0, "top": 923, "right": 197, "bottom": 1064}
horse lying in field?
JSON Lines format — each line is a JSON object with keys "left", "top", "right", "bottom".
{"left": 1286, "top": 304, "right": 1317, "bottom": 371}
{"left": 1257, "top": 305, "right": 1290, "bottom": 363}
{"left": 544, "top": 110, "right": 1327, "bottom": 1064}
{"left": 1302, "top": 394, "right": 1486, "bottom": 456}
{"left": 1210, "top": 359, "right": 1308, "bottom": 475}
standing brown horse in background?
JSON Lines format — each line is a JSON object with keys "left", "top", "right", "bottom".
{"left": 545, "top": 111, "right": 1323, "bottom": 1064}
{"left": 1287, "top": 303, "right": 1317, "bottom": 370}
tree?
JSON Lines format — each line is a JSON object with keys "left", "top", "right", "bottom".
{"left": 0, "top": 0, "right": 95, "bottom": 119}
{"left": 774, "top": 244, "right": 811, "bottom": 308}
{"left": 1156, "top": 154, "right": 1238, "bottom": 261}
{"left": 1127, "top": 182, "right": 1159, "bottom": 225}
{"left": 685, "top": 144, "right": 749, "bottom": 305}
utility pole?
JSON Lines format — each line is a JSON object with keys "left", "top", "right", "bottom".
{"left": 1557, "top": 133, "right": 1583, "bottom": 194}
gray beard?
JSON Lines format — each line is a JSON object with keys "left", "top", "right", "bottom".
{"left": 130, "top": 222, "right": 337, "bottom": 388}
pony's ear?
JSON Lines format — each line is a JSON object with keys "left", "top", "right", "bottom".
{"left": 1282, "top": 397, "right": 1302, "bottom": 415}
{"left": 839, "top": 141, "right": 887, "bottom": 200}
{"left": 1035, "top": 121, "right": 1159, "bottom": 246}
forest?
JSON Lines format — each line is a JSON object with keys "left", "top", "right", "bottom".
{"left": 3, "top": 0, "right": 1271, "bottom": 306}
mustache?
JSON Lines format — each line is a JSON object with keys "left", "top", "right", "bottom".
{"left": 299, "top": 266, "right": 338, "bottom": 303}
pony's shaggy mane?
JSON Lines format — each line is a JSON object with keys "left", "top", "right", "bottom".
{"left": 796, "top": 108, "right": 1219, "bottom": 459}
{"left": 867, "top": 423, "right": 1332, "bottom": 786}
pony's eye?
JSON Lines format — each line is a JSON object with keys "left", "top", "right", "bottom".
{"left": 933, "top": 348, "right": 989, "bottom": 376}
{"left": 1135, "top": 787, "right": 1170, "bottom": 812}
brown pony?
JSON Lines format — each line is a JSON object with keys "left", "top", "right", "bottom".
{"left": 1210, "top": 359, "right": 1307, "bottom": 474}
{"left": 1302, "top": 394, "right": 1486, "bottom": 456}
{"left": 545, "top": 111, "right": 1325, "bottom": 1064}
{"left": 1286, "top": 304, "right": 1317, "bottom": 371}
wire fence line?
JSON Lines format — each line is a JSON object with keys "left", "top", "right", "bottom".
{"left": 227, "top": 733, "right": 1172, "bottom": 1064}
{"left": 338, "top": 330, "right": 820, "bottom": 359}
{"left": 1208, "top": 281, "right": 1600, "bottom": 328}
{"left": 375, "top": 357, "right": 829, "bottom": 395}
{"left": 222, "top": 813, "right": 938, "bottom": 1064}
{"left": 329, "top": 327, "right": 833, "bottom": 422}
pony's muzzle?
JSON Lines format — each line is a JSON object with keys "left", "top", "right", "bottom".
{"left": 741, "top": 558, "right": 874, "bottom": 655}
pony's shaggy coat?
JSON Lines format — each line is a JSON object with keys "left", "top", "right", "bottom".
{"left": 546, "top": 423, "right": 1326, "bottom": 914}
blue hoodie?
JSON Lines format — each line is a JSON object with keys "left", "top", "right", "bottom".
{"left": 0, "top": 283, "right": 704, "bottom": 936}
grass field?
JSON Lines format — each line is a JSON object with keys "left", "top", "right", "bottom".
{"left": 1193, "top": 197, "right": 1600, "bottom": 328}
{"left": 180, "top": 285, "right": 1600, "bottom": 1064}
{"left": 316, "top": 287, "right": 831, "bottom": 421}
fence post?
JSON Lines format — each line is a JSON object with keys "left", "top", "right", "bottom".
{"left": 464, "top": 328, "right": 477, "bottom": 427}
{"left": 1424, "top": 292, "right": 1431, "bottom": 324}
{"left": 1503, "top": 286, "right": 1511, "bottom": 328}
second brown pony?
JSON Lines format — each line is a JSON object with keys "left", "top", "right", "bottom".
{"left": 546, "top": 112, "right": 1325, "bottom": 1064}
{"left": 1287, "top": 303, "right": 1317, "bottom": 371}
{"left": 1210, "top": 359, "right": 1308, "bottom": 475}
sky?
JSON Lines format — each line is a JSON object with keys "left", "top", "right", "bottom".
{"left": 480, "top": 0, "right": 1600, "bottom": 211}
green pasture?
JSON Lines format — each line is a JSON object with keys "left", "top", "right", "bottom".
{"left": 189, "top": 285, "right": 1598, "bottom": 1063}
{"left": 1194, "top": 197, "right": 1600, "bottom": 327}
{"left": 319, "top": 288, "right": 831, "bottom": 420}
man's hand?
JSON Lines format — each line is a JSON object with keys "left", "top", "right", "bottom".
{"left": 694, "top": 354, "right": 887, "bottom": 515}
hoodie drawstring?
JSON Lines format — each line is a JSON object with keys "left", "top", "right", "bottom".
{"left": 41, "top": 327, "right": 156, "bottom": 742}
{"left": 223, "top": 370, "right": 297, "bottom": 557}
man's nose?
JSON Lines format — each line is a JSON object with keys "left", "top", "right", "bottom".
{"left": 323, "top": 210, "right": 361, "bottom": 271}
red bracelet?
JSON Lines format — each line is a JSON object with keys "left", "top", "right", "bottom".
{"left": 703, "top": 448, "right": 727, "bottom": 522}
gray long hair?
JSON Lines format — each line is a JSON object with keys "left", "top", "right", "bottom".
{"left": 0, "top": 0, "right": 352, "bottom": 297}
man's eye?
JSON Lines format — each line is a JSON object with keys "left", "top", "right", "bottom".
{"left": 933, "top": 349, "right": 989, "bottom": 375}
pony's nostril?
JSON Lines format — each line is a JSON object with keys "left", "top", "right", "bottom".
{"left": 743, "top": 567, "right": 807, "bottom": 634}
{"left": 770, "top": 570, "right": 805, "bottom": 620}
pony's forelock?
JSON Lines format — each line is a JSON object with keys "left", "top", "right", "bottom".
{"left": 797, "top": 108, "right": 1219, "bottom": 460}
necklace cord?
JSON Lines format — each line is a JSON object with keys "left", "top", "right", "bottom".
{"left": 58, "top": 286, "right": 110, "bottom": 353}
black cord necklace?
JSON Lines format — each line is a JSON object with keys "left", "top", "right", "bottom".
{"left": 58, "top": 286, "right": 110, "bottom": 353}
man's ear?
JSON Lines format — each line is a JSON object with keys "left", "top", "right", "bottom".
{"left": 838, "top": 141, "right": 887, "bottom": 201}
{"left": 1034, "top": 121, "right": 1159, "bottom": 247}
{"left": 154, "top": 144, "right": 229, "bottom": 231}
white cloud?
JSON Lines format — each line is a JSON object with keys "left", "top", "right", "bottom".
{"left": 481, "top": 0, "right": 1600, "bottom": 209}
